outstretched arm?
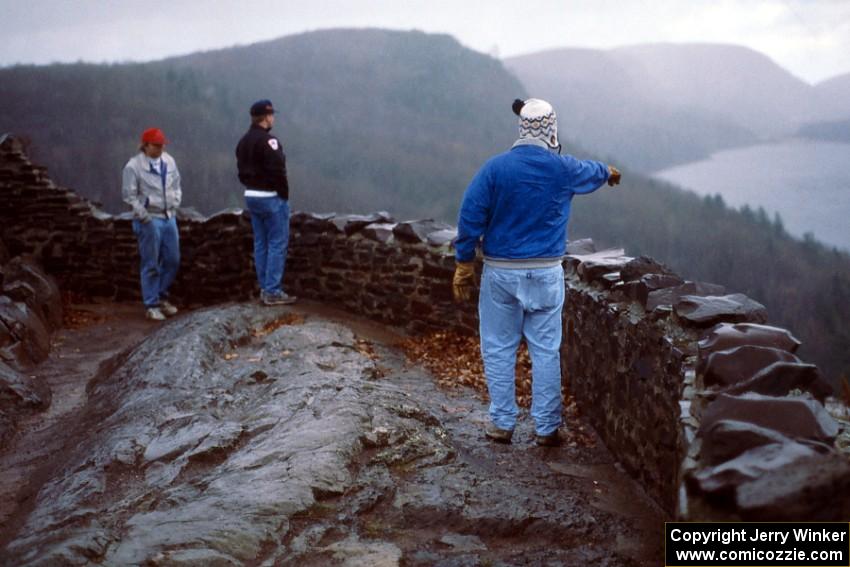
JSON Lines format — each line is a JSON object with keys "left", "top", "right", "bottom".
{"left": 561, "top": 155, "right": 616, "bottom": 194}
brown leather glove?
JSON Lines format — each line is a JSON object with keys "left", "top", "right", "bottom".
{"left": 607, "top": 165, "right": 622, "bottom": 186}
{"left": 452, "top": 262, "right": 476, "bottom": 302}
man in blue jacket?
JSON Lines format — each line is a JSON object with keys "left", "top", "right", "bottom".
{"left": 454, "top": 98, "right": 621, "bottom": 446}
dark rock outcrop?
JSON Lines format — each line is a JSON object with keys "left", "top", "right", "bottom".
{"left": 0, "top": 360, "right": 51, "bottom": 447}
{"left": 690, "top": 441, "right": 818, "bottom": 495}
{"left": 570, "top": 248, "right": 631, "bottom": 283}
{"left": 0, "top": 241, "right": 60, "bottom": 449}
{"left": 0, "top": 296, "right": 51, "bottom": 369}
{"left": 5, "top": 306, "right": 378, "bottom": 564}
{"left": 698, "top": 393, "right": 839, "bottom": 444}
{"left": 392, "top": 219, "right": 453, "bottom": 244}
{"left": 1, "top": 305, "right": 663, "bottom": 566}
{"left": 698, "top": 419, "right": 799, "bottom": 466}
{"left": 674, "top": 293, "right": 767, "bottom": 327}
{"left": 698, "top": 322, "right": 801, "bottom": 358}
{"left": 700, "top": 345, "right": 800, "bottom": 388}
{"left": 620, "top": 255, "right": 678, "bottom": 282}
{"left": 2, "top": 256, "right": 62, "bottom": 330}
{"left": 646, "top": 281, "right": 726, "bottom": 312}
{"left": 735, "top": 453, "right": 850, "bottom": 520}
{"left": 722, "top": 361, "right": 832, "bottom": 402}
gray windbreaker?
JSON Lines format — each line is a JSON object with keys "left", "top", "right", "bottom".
{"left": 122, "top": 151, "right": 182, "bottom": 221}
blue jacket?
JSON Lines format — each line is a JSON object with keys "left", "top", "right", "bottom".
{"left": 455, "top": 141, "right": 610, "bottom": 262}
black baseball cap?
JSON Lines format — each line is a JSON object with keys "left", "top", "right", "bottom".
{"left": 250, "top": 99, "right": 276, "bottom": 117}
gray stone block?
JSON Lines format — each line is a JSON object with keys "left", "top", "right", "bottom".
{"left": 675, "top": 293, "right": 768, "bottom": 327}
{"left": 699, "top": 392, "right": 839, "bottom": 444}
{"left": 700, "top": 345, "right": 800, "bottom": 388}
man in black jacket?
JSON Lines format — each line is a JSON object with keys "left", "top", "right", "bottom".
{"left": 236, "top": 99, "right": 296, "bottom": 305}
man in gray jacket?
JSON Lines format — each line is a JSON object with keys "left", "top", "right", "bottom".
{"left": 122, "top": 127, "right": 182, "bottom": 321}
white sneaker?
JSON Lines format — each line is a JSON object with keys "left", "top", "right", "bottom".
{"left": 160, "top": 300, "right": 179, "bottom": 317}
{"left": 146, "top": 307, "right": 166, "bottom": 321}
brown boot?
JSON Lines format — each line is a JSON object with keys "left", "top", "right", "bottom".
{"left": 485, "top": 425, "right": 513, "bottom": 444}
{"left": 535, "top": 428, "right": 563, "bottom": 447}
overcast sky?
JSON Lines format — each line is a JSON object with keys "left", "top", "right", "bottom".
{"left": 2, "top": 0, "right": 848, "bottom": 84}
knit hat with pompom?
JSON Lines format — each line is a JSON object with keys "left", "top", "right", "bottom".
{"left": 512, "top": 98, "right": 558, "bottom": 148}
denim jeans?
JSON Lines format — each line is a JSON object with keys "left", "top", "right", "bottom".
{"left": 478, "top": 264, "right": 565, "bottom": 435}
{"left": 245, "top": 196, "right": 290, "bottom": 295}
{"left": 132, "top": 217, "right": 180, "bottom": 308}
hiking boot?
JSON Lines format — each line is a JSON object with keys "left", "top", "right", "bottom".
{"left": 535, "top": 429, "right": 563, "bottom": 447}
{"left": 145, "top": 307, "right": 166, "bottom": 321}
{"left": 485, "top": 425, "right": 513, "bottom": 444}
{"left": 160, "top": 300, "right": 178, "bottom": 317}
{"left": 263, "top": 292, "right": 297, "bottom": 306}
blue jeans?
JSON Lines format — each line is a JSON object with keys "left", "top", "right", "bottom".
{"left": 132, "top": 217, "right": 180, "bottom": 308}
{"left": 479, "top": 264, "right": 565, "bottom": 435}
{"left": 246, "top": 196, "right": 290, "bottom": 295}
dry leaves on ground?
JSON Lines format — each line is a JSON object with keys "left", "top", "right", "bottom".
{"left": 399, "top": 331, "right": 534, "bottom": 408}
{"left": 61, "top": 292, "right": 108, "bottom": 329}
{"left": 398, "top": 331, "right": 595, "bottom": 447}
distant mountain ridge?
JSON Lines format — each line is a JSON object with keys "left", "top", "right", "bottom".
{"left": 505, "top": 43, "right": 846, "bottom": 171}
{"left": 0, "top": 28, "right": 525, "bottom": 218}
{"left": 813, "top": 73, "right": 850, "bottom": 118}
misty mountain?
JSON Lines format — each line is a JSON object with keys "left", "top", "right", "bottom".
{"left": 813, "top": 72, "right": 850, "bottom": 121}
{"left": 796, "top": 73, "right": 850, "bottom": 141}
{"left": 0, "top": 28, "right": 524, "bottom": 218}
{"left": 505, "top": 43, "right": 825, "bottom": 171}
{"left": 797, "top": 119, "right": 850, "bottom": 143}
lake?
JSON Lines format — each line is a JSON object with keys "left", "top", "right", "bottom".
{"left": 654, "top": 139, "right": 850, "bottom": 251}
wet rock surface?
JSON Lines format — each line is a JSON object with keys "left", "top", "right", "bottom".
{"left": 646, "top": 281, "right": 726, "bottom": 313}
{"left": 674, "top": 293, "right": 768, "bottom": 327}
{"left": 0, "top": 303, "right": 155, "bottom": 544}
{"left": 699, "top": 345, "right": 801, "bottom": 388}
{"left": 0, "top": 303, "right": 663, "bottom": 566}
{"left": 691, "top": 441, "right": 819, "bottom": 495}
{"left": 698, "top": 393, "right": 839, "bottom": 444}
{"left": 698, "top": 419, "right": 801, "bottom": 466}
{"left": 735, "top": 452, "right": 850, "bottom": 520}
{"left": 698, "top": 323, "right": 801, "bottom": 358}
{"left": 721, "top": 361, "right": 832, "bottom": 402}
{"left": 568, "top": 248, "right": 631, "bottom": 283}
{"left": 0, "top": 249, "right": 62, "bottom": 449}
{"left": 392, "top": 219, "right": 453, "bottom": 245}
{"left": 620, "top": 256, "right": 678, "bottom": 283}
{"left": 0, "top": 360, "right": 50, "bottom": 447}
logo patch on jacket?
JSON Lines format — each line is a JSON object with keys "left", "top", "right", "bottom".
{"left": 268, "top": 139, "right": 279, "bottom": 150}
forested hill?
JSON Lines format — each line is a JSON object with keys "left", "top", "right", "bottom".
{"left": 0, "top": 28, "right": 525, "bottom": 218}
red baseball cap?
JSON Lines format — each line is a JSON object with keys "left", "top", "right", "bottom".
{"left": 140, "top": 128, "right": 168, "bottom": 145}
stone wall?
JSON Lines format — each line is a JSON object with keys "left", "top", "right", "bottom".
{"left": 2, "top": 133, "right": 847, "bottom": 519}
{"left": 0, "top": 136, "right": 474, "bottom": 335}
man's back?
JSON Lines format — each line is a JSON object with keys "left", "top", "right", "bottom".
{"left": 456, "top": 142, "right": 609, "bottom": 261}
{"left": 235, "top": 124, "right": 288, "bottom": 198}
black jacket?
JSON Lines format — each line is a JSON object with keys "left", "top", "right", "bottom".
{"left": 235, "top": 124, "right": 290, "bottom": 199}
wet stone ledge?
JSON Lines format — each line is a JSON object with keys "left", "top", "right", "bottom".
{"left": 2, "top": 133, "right": 848, "bottom": 520}
{"left": 0, "top": 236, "right": 60, "bottom": 449}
